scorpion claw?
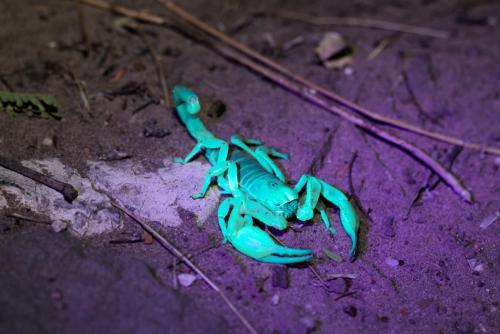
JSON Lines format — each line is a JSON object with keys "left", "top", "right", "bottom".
{"left": 174, "top": 157, "right": 185, "bottom": 164}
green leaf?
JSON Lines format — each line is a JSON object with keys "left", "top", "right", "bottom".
{"left": 0, "top": 91, "right": 61, "bottom": 119}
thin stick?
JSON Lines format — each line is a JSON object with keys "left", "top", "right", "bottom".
{"left": 75, "top": 0, "right": 91, "bottom": 52}
{"left": 137, "top": 30, "right": 171, "bottom": 108}
{"left": 158, "top": 0, "right": 500, "bottom": 157}
{"left": 0, "top": 155, "right": 78, "bottom": 203}
{"left": 79, "top": 0, "right": 473, "bottom": 201}
{"left": 81, "top": 0, "right": 167, "bottom": 24}
{"left": 209, "top": 45, "right": 472, "bottom": 202}
{"left": 6, "top": 212, "right": 51, "bottom": 224}
{"left": 272, "top": 11, "right": 449, "bottom": 39}
{"left": 110, "top": 200, "right": 259, "bottom": 334}
{"left": 81, "top": 0, "right": 500, "bottom": 156}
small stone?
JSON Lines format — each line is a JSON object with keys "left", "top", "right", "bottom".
{"left": 385, "top": 257, "right": 399, "bottom": 267}
{"left": 42, "top": 137, "right": 53, "bottom": 146}
{"left": 325, "top": 278, "right": 348, "bottom": 294}
{"left": 177, "top": 273, "right": 196, "bottom": 287}
{"left": 343, "top": 305, "right": 357, "bottom": 317}
{"left": 143, "top": 119, "right": 170, "bottom": 138}
{"left": 271, "top": 294, "right": 280, "bottom": 305}
{"left": 271, "top": 266, "right": 289, "bottom": 289}
{"left": 51, "top": 220, "right": 68, "bottom": 233}
{"left": 344, "top": 67, "right": 353, "bottom": 76}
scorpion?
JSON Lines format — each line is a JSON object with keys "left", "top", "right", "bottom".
{"left": 172, "top": 86, "right": 359, "bottom": 264}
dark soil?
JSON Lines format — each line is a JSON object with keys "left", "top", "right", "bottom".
{"left": 1, "top": 1, "right": 499, "bottom": 333}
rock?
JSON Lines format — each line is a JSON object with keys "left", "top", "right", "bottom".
{"left": 42, "top": 137, "right": 54, "bottom": 146}
{"left": 0, "top": 158, "right": 220, "bottom": 236}
{"left": 88, "top": 158, "right": 219, "bottom": 229}
{"left": 385, "top": 257, "right": 399, "bottom": 267}
{"left": 271, "top": 294, "right": 280, "bottom": 305}
{"left": 178, "top": 273, "right": 197, "bottom": 287}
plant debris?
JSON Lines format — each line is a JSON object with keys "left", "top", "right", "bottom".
{"left": 321, "top": 248, "right": 343, "bottom": 263}
{"left": 0, "top": 91, "right": 61, "bottom": 119}
{"left": 315, "top": 32, "right": 353, "bottom": 69}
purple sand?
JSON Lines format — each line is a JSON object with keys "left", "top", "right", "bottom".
{"left": 0, "top": 0, "right": 499, "bottom": 333}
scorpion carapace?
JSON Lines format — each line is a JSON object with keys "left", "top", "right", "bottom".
{"left": 172, "top": 85, "right": 359, "bottom": 264}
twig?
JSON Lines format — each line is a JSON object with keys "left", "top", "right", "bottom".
{"left": 157, "top": 0, "right": 500, "bottom": 157}
{"left": 168, "top": 243, "right": 221, "bottom": 269}
{"left": 81, "top": 0, "right": 167, "bottom": 25}
{"left": 136, "top": 30, "right": 171, "bottom": 108}
{"left": 79, "top": 0, "right": 473, "bottom": 201}
{"left": 110, "top": 200, "right": 258, "bottom": 334}
{"left": 6, "top": 212, "right": 51, "bottom": 224}
{"left": 267, "top": 230, "right": 329, "bottom": 290}
{"left": 81, "top": 0, "right": 500, "bottom": 156}
{"left": 307, "top": 125, "right": 339, "bottom": 175}
{"left": 270, "top": 11, "right": 450, "bottom": 39}
{"left": 0, "top": 155, "right": 78, "bottom": 203}
{"left": 75, "top": 0, "right": 91, "bottom": 53}
{"left": 67, "top": 65, "right": 91, "bottom": 114}
{"left": 401, "top": 53, "right": 439, "bottom": 124}
{"left": 404, "top": 146, "right": 463, "bottom": 219}
{"left": 210, "top": 45, "right": 472, "bottom": 202}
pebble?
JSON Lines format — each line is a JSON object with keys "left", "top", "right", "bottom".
{"left": 271, "top": 294, "right": 280, "bottom": 305}
{"left": 467, "top": 259, "right": 484, "bottom": 272}
{"left": 344, "top": 67, "right": 353, "bottom": 76}
{"left": 271, "top": 266, "right": 289, "bottom": 289}
{"left": 385, "top": 257, "right": 399, "bottom": 267}
{"left": 42, "top": 137, "right": 53, "bottom": 146}
{"left": 177, "top": 273, "right": 196, "bottom": 287}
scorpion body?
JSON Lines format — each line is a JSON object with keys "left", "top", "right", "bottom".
{"left": 172, "top": 85, "right": 359, "bottom": 264}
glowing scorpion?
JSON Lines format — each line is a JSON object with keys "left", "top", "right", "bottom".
{"left": 172, "top": 86, "right": 359, "bottom": 264}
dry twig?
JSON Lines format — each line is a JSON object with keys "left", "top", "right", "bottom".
{"left": 271, "top": 11, "right": 450, "bottom": 39}
{"left": 75, "top": 0, "right": 91, "bottom": 53}
{"left": 0, "top": 155, "right": 78, "bottom": 203}
{"left": 158, "top": 0, "right": 500, "bottom": 157}
{"left": 80, "top": 0, "right": 474, "bottom": 201}
{"left": 81, "top": 0, "right": 500, "bottom": 157}
{"left": 110, "top": 200, "right": 258, "bottom": 334}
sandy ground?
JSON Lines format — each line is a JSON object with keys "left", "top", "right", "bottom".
{"left": 0, "top": 0, "right": 499, "bottom": 333}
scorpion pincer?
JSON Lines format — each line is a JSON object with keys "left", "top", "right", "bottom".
{"left": 172, "top": 85, "right": 359, "bottom": 264}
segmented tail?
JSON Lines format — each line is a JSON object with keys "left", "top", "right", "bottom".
{"left": 172, "top": 85, "right": 219, "bottom": 143}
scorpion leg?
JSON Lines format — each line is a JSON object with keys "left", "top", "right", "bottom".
{"left": 175, "top": 138, "right": 228, "bottom": 165}
{"left": 221, "top": 199, "right": 312, "bottom": 263}
{"left": 294, "top": 174, "right": 359, "bottom": 259}
{"left": 192, "top": 160, "right": 238, "bottom": 199}
{"left": 230, "top": 135, "right": 287, "bottom": 181}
